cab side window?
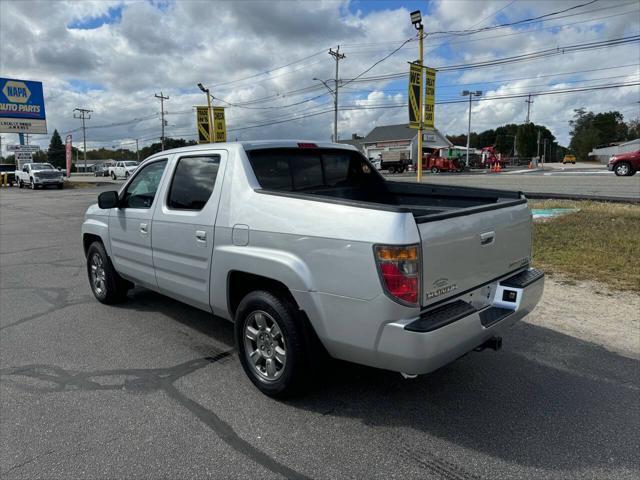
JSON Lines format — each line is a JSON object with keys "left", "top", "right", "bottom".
{"left": 167, "top": 155, "right": 220, "bottom": 210}
{"left": 121, "top": 160, "right": 167, "bottom": 209}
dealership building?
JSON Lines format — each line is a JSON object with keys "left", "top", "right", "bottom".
{"left": 339, "top": 124, "right": 453, "bottom": 164}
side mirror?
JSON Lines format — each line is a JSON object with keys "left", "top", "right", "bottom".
{"left": 23, "top": 167, "right": 28, "bottom": 172}
{"left": 98, "top": 191, "right": 119, "bottom": 209}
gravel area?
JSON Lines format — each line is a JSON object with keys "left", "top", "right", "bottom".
{"left": 526, "top": 277, "right": 640, "bottom": 359}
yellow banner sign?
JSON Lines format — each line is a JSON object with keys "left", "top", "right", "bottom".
{"left": 196, "top": 106, "right": 210, "bottom": 143}
{"left": 408, "top": 62, "right": 422, "bottom": 129}
{"left": 196, "top": 106, "right": 227, "bottom": 143}
{"left": 424, "top": 67, "right": 436, "bottom": 129}
{"left": 213, "top": 107, "right": 226, "bottom": 142}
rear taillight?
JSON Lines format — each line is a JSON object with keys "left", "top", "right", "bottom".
{"left": 374, "top": 244, "right": 420, "bottom": 306}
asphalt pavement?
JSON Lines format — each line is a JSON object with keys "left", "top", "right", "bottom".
{"left": 387, "top": 165, "right": 640, "bottom": 200}
{"left": 1, "top": 186, "right": 638, "bottom": 479}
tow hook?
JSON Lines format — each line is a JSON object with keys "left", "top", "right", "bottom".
{"left": 474, "top": 336, "right": 503, "bottom": 352}
{"left": 400, "top": 372, "right": 418, "bottom": 379}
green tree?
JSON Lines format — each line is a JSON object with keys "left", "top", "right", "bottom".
{"left": 569, "top": 109, "right": 628, "bottom": 160}
{"left": 626, "top": 118, "right": 640, "bottom": 140}
{"left": 47, "top": 129, "right": 65, "bottom": 168}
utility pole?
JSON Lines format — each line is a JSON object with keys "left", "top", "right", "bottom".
{"left": 135, "top": 139, "right": 140, "bottom": 162}
{"left": 461, "top": 90, "right": 482, "bottom": 167}
{"left": 155, "top": 92, "right": 169, "bottom": 150}
{"left": 525, "top": 94, "right": 533, "bottom": 123}
{"left": 73, "top": 108, "right": 92, "bottom": 173}
{"left": 328, "top": 46, "right": 346, "bottom": 142}
{"left": 536, "top": 129, "right": 541, "bottom": 164}
{"left": 543, "top": 137, "right": 548, "bottom": 165}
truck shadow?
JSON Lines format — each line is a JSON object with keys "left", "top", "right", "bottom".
{"left": 287, "top": 322, "right": 639, "bottom": 473}
{"left": 87, "top": 288, "right": 640, "bottom": 474}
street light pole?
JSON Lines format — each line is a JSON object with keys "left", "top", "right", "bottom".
{"left": 461, "top": 90, "right": 481, "bottom": 167}
{"left": 198, "top": 83, "right": 214, "bottom": 143}
{"left": 410, "top": 10, "right": 424, "bottom": 183}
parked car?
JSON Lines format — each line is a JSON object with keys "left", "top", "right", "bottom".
{"left": 82, "top": 141, "right": 544, "bottom": 397}
{"left": 608, "top": 150, "right": 639, "bottom": 176}
{"left": 562, "top": 154, "right": 577, "bottom": 164}
{"left": 94, "top": 164, "right": 112, "bottom": 177}
{"left": 109, "top": 161, "right": 138, "bottom": 179}
{"left": 15, "top": 162, "right": 64, "bottom": 189}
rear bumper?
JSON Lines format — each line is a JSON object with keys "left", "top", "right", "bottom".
{"left": 373, "top": 268, "right": 544, "bottom": 375}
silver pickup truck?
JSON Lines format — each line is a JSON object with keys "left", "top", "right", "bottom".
{"left": 82, "top": 141, "right": 544, "bottom": 396}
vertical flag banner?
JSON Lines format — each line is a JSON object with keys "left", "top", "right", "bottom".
{"left": 424, "top": 67, "right": 436, "bottom": 129}
{"left": 213, "top": 107, "right": 226, "bottom": 142}
{"left": 196, "top": 106, "right": 210, "bottom": 143}
{"left": 408, "top": 63, "right": 422, "bottom": 129}
{"left": 65, "top": 135, "right": 72, "bottom": 177}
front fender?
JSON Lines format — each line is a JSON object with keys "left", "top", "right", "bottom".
{"left": 82, "top": 204, "right": 111, "bottom": 256}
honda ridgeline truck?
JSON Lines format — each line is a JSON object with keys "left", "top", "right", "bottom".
{"left": 82, "top": 141, "right": 544, "bottom": 396}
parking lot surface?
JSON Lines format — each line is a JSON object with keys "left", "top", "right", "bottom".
{"left": 387, "top": 167, "right": 640, "bottom": 200}
{"left": 1, "top": 186, "right": 638, "bottom": 479}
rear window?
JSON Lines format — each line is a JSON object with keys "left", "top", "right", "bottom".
{"left": 248, "top": 148, "right": 378, "bottom": 191}
{"left": 168, "top": 155, "right": 220, "bottom": 210}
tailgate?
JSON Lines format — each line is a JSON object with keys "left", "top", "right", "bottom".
{"left": 418, "top": 202, "right": 532, "bottom": 307}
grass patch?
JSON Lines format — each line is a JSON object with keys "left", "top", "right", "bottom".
{"left": 530, "top": 200, "right": 640, "bottom": 291}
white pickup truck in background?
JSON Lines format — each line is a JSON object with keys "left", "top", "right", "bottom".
{"left": 109, "top": 161, "right": 138, "bottom": 180}
{"left": 15, "top": 162, "right": 64, "bottom": 189}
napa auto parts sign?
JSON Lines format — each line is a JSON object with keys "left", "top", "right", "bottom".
{"left": 0, "top": 78, "right": 47, "bottom": 134}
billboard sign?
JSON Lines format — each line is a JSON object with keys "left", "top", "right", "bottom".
{"left": 7, "top": 144, "right": 40, "bottom": 152}
{"left": 424, "top": 67, "right": 436, "bottom": 130}
{"left": 0, "top": 78, "right": 47, "bottom": 134}
{"left": 408, "top": 62, "right": 422, "bottom": 129}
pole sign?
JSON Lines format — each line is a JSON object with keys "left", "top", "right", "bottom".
{"left": 424, "top": 67, "right": 436, "bottom": 130}
{"left": 0, "top": 78, "right": 47, "bottom": 134}
{"left": 65, "top": 135, "right": 72, "bottom": 178}
{"left": 196, "top": 106, "right": 227, "bottom": 143}
{"left": 408, "top": 62, "right": 422, "bottom": 129}
{"left": 7, "top": 144, "right": 40, "bottom": 152}
{"left": 213, "top": 107, "right": 226, "bottom": 142}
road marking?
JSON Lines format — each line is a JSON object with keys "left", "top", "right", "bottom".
{"left": 543, "top": 171, "right": 613, "bottom": 176}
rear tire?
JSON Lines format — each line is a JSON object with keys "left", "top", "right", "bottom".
{"left": 18, "top": 180, "right": 24, "bottom": 189}
{"left": 30, "top": 179, "right": 36, "bottom": 189}
{"left": 57, "top": 184, "right": 63, "bottom": 189}
{"left": 235, "top": 290, "right": 308, "bottom": 397}
{"left": 125, "top": 171, "right": 130, "bottom": 179}
{"left": 388, "top": 166, "right": 395, "bottom": 174}
{"left": 86, "top": 241, "right": 130, "bottom": 304}
{"left": 111, "top": 172, "right": 116, "bottom": 180}
{"left": 431, "top": 167, "right": 439, "bottom": 173}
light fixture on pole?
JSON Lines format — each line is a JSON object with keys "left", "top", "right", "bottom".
{"left": 461, "top": 90, "right": 482, "bottom": 167}
{"left": 409, "top": 9, "right": 424, "bottom": 182}
{"left": 197, "top": 82, "right": 214, "bottom": 143}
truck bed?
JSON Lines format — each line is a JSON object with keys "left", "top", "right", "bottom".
{"left": 262, "top": 181, "right": 525, "bottom": 222}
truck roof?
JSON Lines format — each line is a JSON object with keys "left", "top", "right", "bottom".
{"left": 146, "top": 140, "right": 358, "bottom": 161}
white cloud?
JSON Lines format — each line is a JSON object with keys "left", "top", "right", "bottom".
{"left": 0, "top": 0, "right": 638, "bottom": 155}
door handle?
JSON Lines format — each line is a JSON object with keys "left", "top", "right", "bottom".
{"left": 196, "top": 230, "right": 207, "bottom": 242}
{"left": 480, "top": 231, "right": 495, "bottom": 246}
{"left": 140, "top": 223, "right": 148, "bottom": 235}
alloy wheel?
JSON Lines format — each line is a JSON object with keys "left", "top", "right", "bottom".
{"left": 90, "top": 253, "right": 106, "bottom": 297}
{"left": 243, "top": 310, "right": 287, "bottom": 381}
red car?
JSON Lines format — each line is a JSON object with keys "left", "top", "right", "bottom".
{"left": 608, "top": 149, "right": 639, "bottom": 176}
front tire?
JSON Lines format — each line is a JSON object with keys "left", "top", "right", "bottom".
{"left": 431, "top": 167, "right": 439, "bottom": 173}
{"left": 125, "top": 171, "right": 130, "bottom": 179}
{"left": 614, "top": 162, "right": 631, "bottom": 176}
{"left": 18, "top": 180, "right": 24, "bottom": 189}
{"left": 86, "top": 241, "right": 130, "bottom": 304}
{"left": 30, "top": 178, "right": 36, "bottom": 189}
{"left": 111, "top": 172, "right": 117, "bottom": 180}
{"left": 235, "top": 290, "right": 308, "bottom": 397}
